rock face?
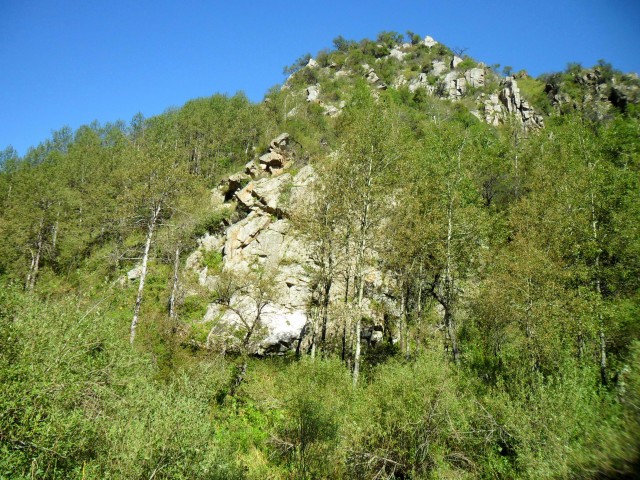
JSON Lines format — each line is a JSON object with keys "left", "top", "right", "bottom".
{"left": 465, "top": 68, "right": 485, "bottom": 88}
{"left": 443, "top": 71, "right": 466, "bottom": 99}
{"left": 186, "top": 135, "right": 318, "bottom": 355}
{"left": 256, "top": 132, "right": 291, "bottom": 175}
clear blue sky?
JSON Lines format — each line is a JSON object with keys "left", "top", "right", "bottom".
{"left": 1, "top": 0, "right": 639, "bottom": 155}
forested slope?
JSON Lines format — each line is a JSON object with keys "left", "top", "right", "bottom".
{"left": 1, "top": 32, "right": 639, "bottom": 479}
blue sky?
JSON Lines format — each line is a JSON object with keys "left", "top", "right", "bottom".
{"left": 1, "top": 0, "right": 639, "bottom": 155}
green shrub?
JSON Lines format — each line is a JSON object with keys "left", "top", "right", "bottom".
{"left": 201, "top": 249, "right": 223, "bottom": 272}
{"left": 193, "top": 208, "right": 233, "bottom": 238}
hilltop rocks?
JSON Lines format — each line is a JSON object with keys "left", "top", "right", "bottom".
{"left": 423, "top": 35, "right": 438, "bottom": 48}
{"left": 389, "top": 48, "right": 407, "bottom": 61}
{"left": 451, "top": 56, "right": 463, "bottom": 69}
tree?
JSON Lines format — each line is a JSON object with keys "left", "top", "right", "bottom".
{"left": 207, "top": 266, "right": 277, "bottom": 397}
{"left": 320, "top": 84, "right": 406, "bottom": 384}
{"left": 127, "top": 113, "right": 195, "bottom": 345}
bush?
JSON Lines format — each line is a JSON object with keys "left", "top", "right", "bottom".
{"left": 201, "top": 249, "right": 223, "bottom": 272}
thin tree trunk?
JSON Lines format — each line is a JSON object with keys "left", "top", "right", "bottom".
{"left": 169, "top": 246, "right": 180, "bottom": 321}
{"left": 26, "top": 217, "right": 45, "bottom": 291}
{"left": 321, "top": 277, "right": 332, "bottom": 352}
{"left": 591, "top": 191, "right": 607, "bottom": 385}
{"left": 130, "top": 204, "right": 161, "bottom": 345}
{"left": 353, "top": 155, "right": 373, "bottom": 386}
{"left": 229, "top": 360, "right": 247, "bottom": 397}
{"left": 310, "top": 305, "right": 318, "bottom": 360}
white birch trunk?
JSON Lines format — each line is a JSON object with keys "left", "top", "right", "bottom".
{"left": 130, "top": 204, "right": 161, "bottom": 345}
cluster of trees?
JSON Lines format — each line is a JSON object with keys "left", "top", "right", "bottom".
{"left": 1, "top": 32, "right": 639, "bottom": 478}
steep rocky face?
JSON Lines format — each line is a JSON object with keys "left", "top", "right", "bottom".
{"left": 186, "top": 135, "right": 317, "bottom": 354}
{"left": 186, "top": 133, "right": 398, "bottom": 355}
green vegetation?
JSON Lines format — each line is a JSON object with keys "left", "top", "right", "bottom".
{"left": 1, "top": 31, "right": 639, "bottom": 478}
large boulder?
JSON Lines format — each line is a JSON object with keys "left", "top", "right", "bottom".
{"left": 431, "top": 59, "right": 448, "bottom": 76}
{"left": 465, "top": 67, "right": 485, "bottom": 88}
{"left": 423, "top": 35, "right": 438, "bottom": 48}
{"left": 306, "top": 84, "right": 320, "bottom": 102}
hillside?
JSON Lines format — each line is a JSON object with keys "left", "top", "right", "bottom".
{"left": 1, "top": 32, "right": 639, "bottom": 479}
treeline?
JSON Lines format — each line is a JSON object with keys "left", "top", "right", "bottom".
{"left": 0, "top": 93, "right": 269, "bottom": 292}
{"left": 1, "top": 34, "right": 640, "bottom": 478}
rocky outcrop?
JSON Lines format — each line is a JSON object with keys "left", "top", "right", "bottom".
{"left": 389, "top": 48, "right": 406, "bottom": 61}
{"left": 362, "top": 64, "right": 387, "bottom": 89}
{"left": 255, "top": 133, "right": 291, "bottom": 175}
{"left": 484, "top": 77, "right": 544, "bottom": 130}
{"left": 443, "top": 71, "right": 467, "bottom": 99}
{"left": 186, "top": 135, "right": 318, "bottom": 354}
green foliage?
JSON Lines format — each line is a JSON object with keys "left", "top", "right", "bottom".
{"left": 1, "top": 30, "right": 639, "bottom": 479}
{"left": 283, "top": 53, "right": 312, "bottom": 75}
{"left": 193, "top": 207, "right": 233, "bottom": 238}
{"left": 201, "top": 249, "right": 223, "bottom": 272}
{"left": 517, "top": 76, "right": 553, "bottom": 114}
{"left": 456, "top": 57, "right": 478, "bottom": 70}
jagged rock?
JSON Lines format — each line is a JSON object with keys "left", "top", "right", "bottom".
{"left": 451, "top": 56, "right": 463, "bottom": 69}
{"left": 484, "top": 77, "right": 544, "bottom": 129}
{"left": 253, "top": 133, "right": 291, "bottom": 174}
{"left": 307, "top": 58, "right": 319, "bottom": 68}
{"left": 224, "top": 211, "right": 272, "bottom": 259}
{"left": 235, "top": 172, "right": 293, "bottom": 217}
{"left": 219, "top": 172, "right": 250, "bottom": 199}
{"left": 270, "top": 132, "right": 290, "bottom": 151}
{"left": 484, "top": 93, "right": 503, "bottom": 126}
{"left": 432, "top": 60, "right": 448, "bottom": 76}
{"left": 389, "top": 48, "right": 406, "bottom": 61}
{"left": 423, "top": 35, "right": 438, "bottom": 48}
{"left": 245, "top": 160, "right": 260, "bottom": 178}
{"left": 306, "top": 84, "right": 320, "bottom": 102}
{"left": 465, "top": 67, "right": 485, "bottom": 87}
{"left": 443, "top": 71, "right": 466, "bottom": 99}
